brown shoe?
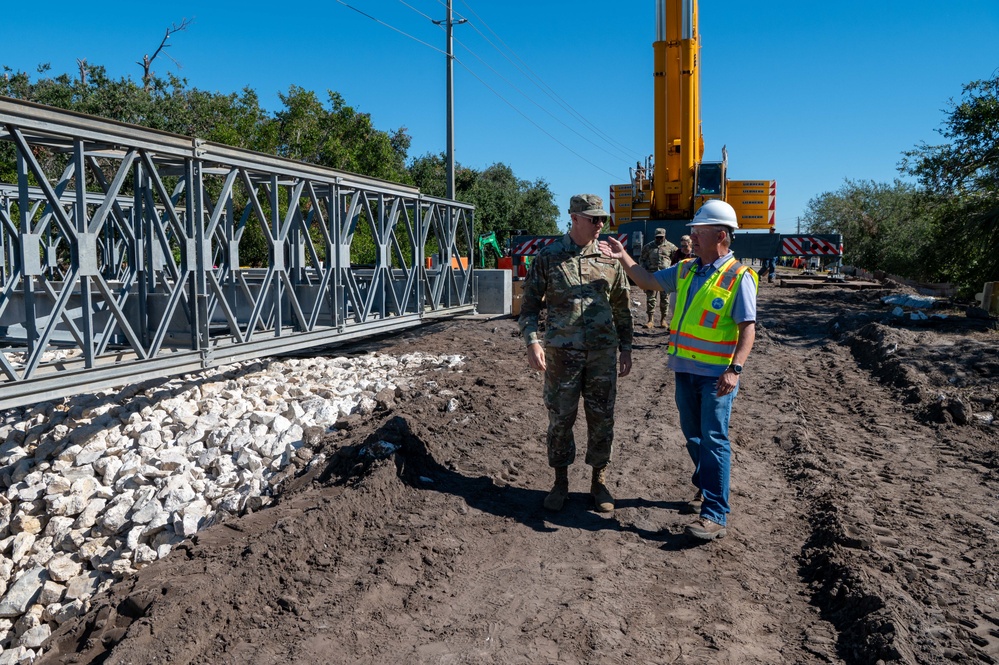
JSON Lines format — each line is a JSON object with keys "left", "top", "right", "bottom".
{"left": 686, "top": 517, "right": 727, "bottom": 540}
{"left": 657, "top": 322, "right": 669, "bottom": 328}
{"left": 590, "top": 466, "right": 614, "bottom": 513}
{"left": 687, "top": 489, "right": 703, "bottom": 512}
{"left": 643, "top": 321, "right": 654, "bottom": 329}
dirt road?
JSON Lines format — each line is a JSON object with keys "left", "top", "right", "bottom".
{"left": 37, "top": 283, "right": 999, "bottom": 664}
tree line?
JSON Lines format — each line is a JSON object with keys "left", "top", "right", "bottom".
{"left": 0, "top": 63, "right": 560, "bottom": 267}
{"left": 802, "top": 73, "right": 998, "bottom": 298}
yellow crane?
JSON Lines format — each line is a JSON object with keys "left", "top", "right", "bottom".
{"left": 510, "top": 0, "right": 842, "bottom": 272}
{"left": 610, "top": 0, "right": 775, "bottom": 235}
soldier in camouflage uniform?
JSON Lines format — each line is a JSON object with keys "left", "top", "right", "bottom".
{"left": 640, "top": 228, "right": 677, "bottom": 328}
{"left": 519, "top": 193, "right": 633, "bottom": 513}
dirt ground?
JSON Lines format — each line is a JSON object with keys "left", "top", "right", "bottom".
{"left": 36, "top": 281, "right": 999, "bottom": 665}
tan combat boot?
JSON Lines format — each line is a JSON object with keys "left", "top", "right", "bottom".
{"left": 644, "top": 320, "right": 654, "bottom": 329}
{"left": 544, "top": 467, "right": 569, "bottom": 511}
{"left": 591, "top": 466, "right": 614, "bottom": 513}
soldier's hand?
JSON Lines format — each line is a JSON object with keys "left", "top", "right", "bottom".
{"left": 598, "top": 237, "right": 625, "bottom": 259}
{"left": 527, "top": 343, "right": 546, "bottom": 372}
{"left": 618, "top": 350, "right": 632, "bottom": 377}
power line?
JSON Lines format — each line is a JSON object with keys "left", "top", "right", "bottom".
{"left": 335, "top": 0, "right": 626, "bottom": 180}
{"left": 420, "top": 0, "right": 639, "bottom": 163}
{"left": 397, "top": 0, "right": 437, "bottom": 23}
{"left": 452, "top": 59, "right": 622, "bottom": 180}
{"left": 455, "top": 0, "right": 642, "bottom": 159}
{"left": 451, "top": 33, "right": 635, "bottom": 164}
{"left": 335, "top": 0, "right": 446, "bottom": 55}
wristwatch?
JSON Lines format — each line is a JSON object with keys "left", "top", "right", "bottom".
{"left": 728, "top": 363, "right": 743, "bottom": 375}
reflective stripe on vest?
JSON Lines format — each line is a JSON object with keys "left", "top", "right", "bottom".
{"left": 667, "top": 257, "right": 757, "bottom": 365}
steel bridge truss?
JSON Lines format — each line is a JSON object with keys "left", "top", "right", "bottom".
{"left": 0, "top": 98, "right": 475, "bottom": 410}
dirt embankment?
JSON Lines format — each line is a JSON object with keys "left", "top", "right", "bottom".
{"left": 36, "top": 284, "right": 999, "bottom": 665}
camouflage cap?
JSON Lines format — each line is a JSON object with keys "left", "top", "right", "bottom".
{"left": 568, "top": 193, "right": 610, "bottom": 218}
{"left": 654, "top": 228, "right": 666, "bottom": 237}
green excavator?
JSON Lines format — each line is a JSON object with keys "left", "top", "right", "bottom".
{"left": 477, "top": 231, "right": 504, "bottom": 268}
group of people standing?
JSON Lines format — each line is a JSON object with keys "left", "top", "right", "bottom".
{"left": 518, "top": 194, "right": 757, "bottom": 542}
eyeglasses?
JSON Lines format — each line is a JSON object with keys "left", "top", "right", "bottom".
{"left": 690, "top": 225, "right": 723, "bottom": 235}
{"left": 576, "top": 214, "right": 607, "bottom": 225}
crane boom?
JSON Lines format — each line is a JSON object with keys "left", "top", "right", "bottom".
{"left": 653, "top": 0, "right": 702, "bottom": 218}
{"left": 509, "top": 0, "right": 842, "bottom": 275}
{"left": 608, "top": 0, "right": 776, "bottom": 241}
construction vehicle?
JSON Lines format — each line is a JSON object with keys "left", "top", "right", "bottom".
{"left": 605, "top": 0, "right": 842, "bottom": 265}
{"left": 477, "top": 231, "right": 504, "bottom": 268}
{"left": 507, "top": 0, "right": 841, "bottom": 274}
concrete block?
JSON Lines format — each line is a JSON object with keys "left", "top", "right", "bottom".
{"left": 475, "top": 270, "right": 512, "bottom": 315}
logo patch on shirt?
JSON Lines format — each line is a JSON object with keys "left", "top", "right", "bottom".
{"left": 711, "top": 297, "right": 725, "bottom": 310}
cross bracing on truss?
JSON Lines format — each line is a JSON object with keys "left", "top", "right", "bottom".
{"left": 0, "top": 97, "right": 476, "bottom": 410}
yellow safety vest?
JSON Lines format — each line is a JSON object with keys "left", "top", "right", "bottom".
{"left": 668, "top": 257, "right": 758, "bottom": 366}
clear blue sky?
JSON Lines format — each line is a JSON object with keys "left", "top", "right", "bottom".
{"left": 4, "top": 1, "right": 999, "bottom": 234}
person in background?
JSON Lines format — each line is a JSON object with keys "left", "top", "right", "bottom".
{"left": 670, "top": 235, "right": 693, "bottom": 266}
{"left": 519, "top": 194, "right": 633, "bottom": 514}
{"left": 761, "top": 256, "right": 777, "bottom": 284}
{"left": 667, "top": 235, "right": 693, "bottom": 319}
{"left": 598, "top": 200, "right": 757, "bottom": 541}
{"left": 639, "top": 228, "right": 677, "bottom": 329}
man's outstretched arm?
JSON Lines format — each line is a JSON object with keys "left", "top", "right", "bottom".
{"left": 598, "top": 237, "right": 662, "bottom": 291}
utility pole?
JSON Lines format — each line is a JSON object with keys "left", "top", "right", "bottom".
{"left": 796, "top": 216, "right": 801, "bottom": 234}
{"left": 434, "top": 1, "right": 466, "bottom": 199}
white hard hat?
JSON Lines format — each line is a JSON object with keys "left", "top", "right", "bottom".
{"left": 689, "top": 200, "right": 739, "bottom": 229}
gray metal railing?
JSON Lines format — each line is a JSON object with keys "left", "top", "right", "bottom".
{"left": 0, "top": 97, "right": 475, "bottom": 409}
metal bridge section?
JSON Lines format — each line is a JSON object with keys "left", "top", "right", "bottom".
{"left": 0, "top": 97, "right": 475, "bottom": 410}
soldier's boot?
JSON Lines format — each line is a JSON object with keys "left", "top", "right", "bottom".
{"left": 544, "top": 467, "right": 570, "bottom": 511}
{"left": 658, "top": 313, "right": 669, "bottom": 328}
{"left": 644, "top": 318, "right": 654, "bottom": 329}
{"left": 591, "top": 466, "right": 615, "bottom": 513}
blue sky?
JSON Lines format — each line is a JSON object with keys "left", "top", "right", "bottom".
{"left": 4, "top": 1, "right": 999, "bottom": 235}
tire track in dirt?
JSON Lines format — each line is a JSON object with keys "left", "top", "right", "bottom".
{"left": 610, "top": 321, "right": 842, "bottom": 664}
{"left": 758, "top": 288, "right": 999, "bottom": 664}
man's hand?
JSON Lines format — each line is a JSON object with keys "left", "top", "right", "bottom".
{"left": 715, "top": 368, "right": 738, "bottom": 397}
{"left": 527, "top": 343, "right": 546, "bottom": 372}
{"left": 619, "top": 350, "right": 632, "bottom": 377}
{"left": 599, "top": 237, "right": 626, "bottom": 259}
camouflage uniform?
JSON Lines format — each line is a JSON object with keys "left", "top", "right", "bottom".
{"left": 519, "top": 234, "right": 632, "bottom": 468}
{"left": 640, "top": 236, "right": 677, "bottom": 324}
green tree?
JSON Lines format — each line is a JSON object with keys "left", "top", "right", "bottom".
{"left": 899, "top": 73, "right": 999, "bottom": 293}
{"left": 407, "top": 154, "right": 558, "bottom": 266}
{"left": 273, "top": 86, "right": 410, "bottom": 183}
{"left": 407, "top": 152, "right": 476, "bottom": 198}
{"left": 802, "top": 179, "right": 939, "bottom": 279}
{"left": 409, "top": 156, "right": 558, "bottom": 232}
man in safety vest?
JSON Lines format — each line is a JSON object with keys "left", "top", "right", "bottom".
{"left": 598, "top": 200, "right": 757, "bottom": 541}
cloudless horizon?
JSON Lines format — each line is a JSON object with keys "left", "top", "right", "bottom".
{"left": 4, "top": 1, "right": 999, "bottom": 235}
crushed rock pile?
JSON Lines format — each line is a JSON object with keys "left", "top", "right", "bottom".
{"left": 0, "top": 351, "right": 463, "bottom": 663}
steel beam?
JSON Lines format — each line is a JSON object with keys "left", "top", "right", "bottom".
{"left": 0, "top": 97, "right": 476, "bottom": 409}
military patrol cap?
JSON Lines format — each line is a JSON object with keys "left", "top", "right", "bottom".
{"left": 654, "top": 228, "right": 666, "bottom": 237}
{"left": 568, "top": 193, "right": 610, "bottom": 218}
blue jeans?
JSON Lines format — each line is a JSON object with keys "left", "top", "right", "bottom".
{"left": 674, "top": 372, "right": 738, "bottom": 526}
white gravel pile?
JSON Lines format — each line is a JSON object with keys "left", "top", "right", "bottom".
{"left": 0, "top": 351, "right": 464, "bottom": 663}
